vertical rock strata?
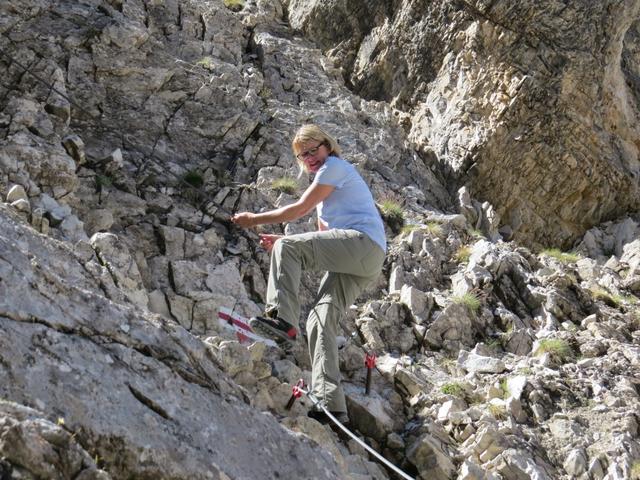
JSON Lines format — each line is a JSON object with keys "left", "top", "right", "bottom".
{"left": 287, "top": 0, "right": 640, "bottom": 248}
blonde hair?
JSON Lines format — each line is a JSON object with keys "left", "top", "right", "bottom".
{"left": 292, "top": 124, "right": 341, "bottom": 173}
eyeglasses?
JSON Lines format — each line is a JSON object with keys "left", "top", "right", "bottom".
{"left": 295, "top": 142, "right": 326, "bottom": 160}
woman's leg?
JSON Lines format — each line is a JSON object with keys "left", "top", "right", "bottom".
{"left": 265, "top": 229, "right": 382, "bottom": 329}
{"left": 306, "top": 271, "right": 374, "bottom": 413}
{"left": 304, "top": 234, "right": 385, "bottom": 413}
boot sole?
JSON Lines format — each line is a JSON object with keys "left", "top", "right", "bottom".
{"left": 249, "top": 318, "right": 296, "bottom": 346}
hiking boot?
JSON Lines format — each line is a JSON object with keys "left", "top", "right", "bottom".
{"left": 249, "top": 315, "right": 297, "bottom": 346}
{"left": 307, "top": 408, "right": 350, "bottom": 426}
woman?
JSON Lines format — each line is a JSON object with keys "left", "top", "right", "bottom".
{"left": 231, "top": 124, "right": 386, "bottom": 423}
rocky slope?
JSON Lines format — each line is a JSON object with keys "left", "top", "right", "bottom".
{"left": 0, "top": 0, "right": 639, "bottom": 479}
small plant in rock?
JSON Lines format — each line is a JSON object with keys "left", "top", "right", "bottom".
{"left": 488, "top": 403, "right": 507, "bottom": 420}
{"left": 223, "top": 0, "right": 244, "bottom": 11}
{"left": 534, "top": 338, "right": 573, "bottom": 364}
{"left": 589, "top": 286, "right": 627, "bottom": 309}
{"left": 378, "top": 194, "right": 405, "bottom": 233}
{"left": 271, "top": 177, "right": 298, "bottom": 195}
{"left": 631, "top": 461, "right": 640, "bottom": 480}
{"left": 95, "top": 174, "right": 113, "bottom": 194}
{"left": 452, "top": 292, "right": 481, "bottom": 315}
{"left": 486, "top": 337, "right": 503, "bottom": 353}
{"left": 401, "top": 223, "right": 420, "bottom": 235}
{"left": 613, "top": 293, "right": 639, "bottom": 306}
{"left": 425, "top": 221, "right": 444, "bottom": 237}
{"left": 499, "top": 378, "right": 510, "bottom": 399}
{"left": 258, "top": 86, "right": 273, "bottom": 99}
{"left": 441, "top": 382, "right": 466, "bottom": 398}
{"left": 196, "top": 56, "right": 215, "bottom": 70}
{"left": 541, "top": 248, "right": 580, "bottom": 264}
{"left": 182, "top": 169, "right": 205, "bottom": 188}
{"left": 454, "top": 245, "right": 472, "bottom": 263}
{"left": 468, "top": 228, "right": 485, "bottom": 239}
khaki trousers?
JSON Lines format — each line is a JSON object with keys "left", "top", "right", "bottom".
{"left": 266, "top": 229, "right": 384, "bottom": 412}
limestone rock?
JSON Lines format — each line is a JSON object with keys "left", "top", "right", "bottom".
{"left": 0, "top": 204, "right": 347, "bottom": 479}
{"left": 90, "top": 232, "right": 149, "bottom": 308}
{"left": 10, "top": 198, "right": 30, "bottom": 213}
{"left": 6, "top": 184, "right": 28, "bottom": 203}
{"left": 344, "top": 384, "right": 404, "bottom": 442}
{"left": 0, "top": 400, "right": 110, "bottom": 480}
{"left": 458, "top": 350, "right": 506, "bottom": 374}
{"left": 424, "top": 303, "right": 476, "bottom": 352}
{"left": 61, "top": 134, "right": 86, "bottom": 166}
{"left": 288, "top": 1, "right": 640, "bottom": 249}
{"left": 406, "top": 433, "right": 456, "bottom": 480}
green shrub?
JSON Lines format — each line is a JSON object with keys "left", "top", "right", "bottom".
{"left": 95, "top": 174, "right": 113, "bottom": 190}
{"left": 534, "top": 338, "right": 573, "bottom": 364}
{"left": 182, "top": 170, "right": 204, "bottom": 188}
{"left": 223, "top": 0, "right": 244, "bottom": 11}
{"left": 452, "top": 292, "right": 481, "bottom": 315}
{"left": 271, "top": 177, "right": 298, "bottom": 195}
{"left": 541, "top": 248, "right": 580, "bottom": 264}
{"left": 441, "top": 383, "right": 466, "bottom": 397}
{"left": 454, "top": 245, "right": 472, "bottom": 263}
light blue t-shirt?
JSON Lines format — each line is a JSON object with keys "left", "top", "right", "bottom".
{"left": 313, "top": 156, "right": 387, "bottom": 253}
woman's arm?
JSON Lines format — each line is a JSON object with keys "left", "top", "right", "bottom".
{"left": 232, "top": 182, "right": 335, "bottom": 228}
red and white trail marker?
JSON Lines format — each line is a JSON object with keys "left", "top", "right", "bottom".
{"left": 217, "top": 307, "right": 277, "bottom": 347}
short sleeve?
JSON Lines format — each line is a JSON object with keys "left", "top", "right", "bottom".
{"left": 313, "top": 157, "right": 347, "bottom": 188}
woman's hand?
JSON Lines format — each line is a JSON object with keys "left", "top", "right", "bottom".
{"left": 259, "top": 234, "right": 282, "bottom": 253}
{"left": 231, "top": 212, "right": 257, "bottom": 228}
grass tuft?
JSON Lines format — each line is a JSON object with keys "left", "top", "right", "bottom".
{"left": 425, "top": 221, "right": 444, "bottom": 237}
{"left": 590, "top": 287, "right": 620, "bottom": 308}
{"left": 499, "top": 378, "right": 509, "bottom": 398}
{"left": 454, "top": 245, "right": 472, "bottom": 263}
{"left": 541, "top": 248, "right": 580, "bottom": 264}
{"left": 534, "top": 338, "right": 573, "bottom": 364}
{"left": 401, "top": 221, "right": 444, "bottom": 237}
{"left": 452, "top": 292, "right": 481, "bottom": 315}
{"left": 488, "top": 403, "right": 507, "bottom": 420}
{"left": 468, "top": 228, "right": 485, "bottom": 239}
{"left": 441, "top": 382, "right": 466, "bottom": 397}
{"left": 196, "top": 57, "right": 215, "bottom": 70}
{"left": 271, "top": 177, "right": 298, "bottom": 195}
{"left": 378, "top": 195, "right": 405, "bottom": 233}
{"left": 223, "top": 0, "right": 245, "bottom": 11}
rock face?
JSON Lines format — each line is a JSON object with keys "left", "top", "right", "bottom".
{"left": 287, "top": 0, "right": 640, "bottom": 248}
{"left": 1, "top": 0, "right": 640, "bottom": 479}
{"left": 0, "top": 204, "right": 345, "bottom": 479}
